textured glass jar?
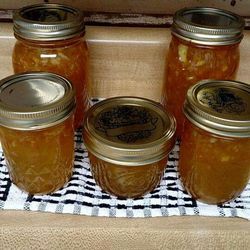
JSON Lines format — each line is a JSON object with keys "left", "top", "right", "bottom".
{"left": 12, "top": 4, "right": 89, "bottom": 129}
{"left": 0, "top": 72, "right": 76, "bottom": 195}
{"left": 179, "top": 80, "right": 250, "bottom": 204}
{"left": 83, "top": 97, "right": 176, "bottom": 198}
{"left": 161, "top": 7, "right": 245, "bottom": 138}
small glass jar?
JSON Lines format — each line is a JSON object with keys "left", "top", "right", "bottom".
{"left": 83, "top": 97, "right": 176, "bottom": 198}
{"left": 0, "top": 72, "right": 76, "bottom": 195}
{"left": 179, "top": 79, "right": 250, "bottom": 204}
{"left": 161, "top": 7, "right": 245, "bottom": 138}
{"left": 12, "top": 4, "right": 89, "bottom": 129}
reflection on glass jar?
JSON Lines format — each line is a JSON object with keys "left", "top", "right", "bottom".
{"left": 179, "top": 80, "right": 250, "bottom": 204}
{"left": 161, "top": 7, "right": 245, "bottom": 138}
{"left": 83, "top": 97, "right": 176, "bottom": 198}
{"left": 12, "top": 4, "right": 89, "bottom": 129}
{"left": 0, "top": 72, "right": 76, "bottom": 195}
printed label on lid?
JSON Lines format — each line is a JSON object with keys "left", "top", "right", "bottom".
{"left": 197, "top": 87, "right": 248, "bottom": 115}
{"left": 94, "top": 105, "right": 163, "bottom": 144}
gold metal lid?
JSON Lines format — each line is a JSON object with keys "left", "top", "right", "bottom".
{"left": 0, "top": 72, "right": 76, "bottom": 130}
{"left": 13, "top": 3, "right": 85, "bottom": 41}
{"left": 172, "top": 7, "right": 245, "bottom": 45}
{"left": 83, "top": 97, "right": 176, "bottom": 166}
{"left": 184, "top": 80, "right": 250, "bottom": 137}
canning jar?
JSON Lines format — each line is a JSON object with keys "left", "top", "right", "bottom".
{"left": 0, "top": 72, "right": 76, "bottom": 195}
{"left": 83, "top": 97, "right": 176, "bottom": 198}
{"left": 179, "top": 79, "right": 250, "bottom": 204}
{"left": 161, "top": 7, "right": 245, "bottom": 138}
{"left": 12, "top": 3, "right": 89, "bottom": 129}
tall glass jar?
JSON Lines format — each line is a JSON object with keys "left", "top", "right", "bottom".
{"left": 179, "top": 79, "right": 250, "bottom": 204}
{"left": 0, "top": 72, "right": 76, "bottom": 195}
{"left": 12, "top": 4, "right": 89, "bottom": 129}
{"left": 161, "top": 7, "right": 245, "bottom": 138}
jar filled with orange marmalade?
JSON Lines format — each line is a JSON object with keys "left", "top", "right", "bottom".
{"left": 12, "top": 4, "right": 89, "bottom": 129}
{"left": 161, "top": 7, "right": 245, "bottom": 138}
{"left": 0, "top": 72, "right": 76, "bottom": 195}
{"left": 179, "top": 79, "right": 250, "bottom": 204}
{"left": 83, "top": 97, "right": 176, "bottom": 198}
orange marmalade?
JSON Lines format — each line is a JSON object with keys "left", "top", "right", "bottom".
{"left": 88, "top": 153, "right": 167, "bottom": 198}
{"left": 12, "top": 4, "right": 89, "bottom": 129}
{"left": 161, "top": 7, "right": 245, "bottom": 138}
{"left": 83, "top": 97, "right": 176, "bottom": 198}
{"left": 0, "top": 72, "right": 76, "bottom": 195}
{"left": 0, "top": 116, "right": 74, "bottom": 195}
{"left": 179, "top": 80, "right": 250, "bottom": 204}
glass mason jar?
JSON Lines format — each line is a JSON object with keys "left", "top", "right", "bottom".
{"left": 0, "top": 72, "right": 76, "bottom": 195}
{"left": 179, "top": 79, "right": 250, "bottom": 204}
{"left": 83, "top": 97, "right": 176, "bottom": 198}
{"left": 12, "top": 4, "right": 89, "bottom": 129}
{"left": 161, "top": 7, "right": 245, "bottom": 138}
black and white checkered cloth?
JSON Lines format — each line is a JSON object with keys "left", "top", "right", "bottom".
{"left": 0, "top": 128, "right": 250, "bottom": 219}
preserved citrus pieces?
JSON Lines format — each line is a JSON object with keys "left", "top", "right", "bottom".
{"left": 0, "top": 116, "right": 75, "bottom": 195}
{"left": 179, "top": 119, "right": 250, "bottom": 204}
{"left": 89, "top": 153, "right": 167, "bottom": 198}
{"left": 12, "top": 37, "right": 89, "bottom": 129}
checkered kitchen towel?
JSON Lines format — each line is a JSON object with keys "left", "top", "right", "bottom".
{"left": 0, "top": 128, "right": 250, "bottom": 219}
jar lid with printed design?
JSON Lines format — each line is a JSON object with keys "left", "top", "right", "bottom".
{"left": 83, "top": 97, "right": 176, "bottom": 166}
{"left": 184, "top": 79, "right": 250, "bottom": 137}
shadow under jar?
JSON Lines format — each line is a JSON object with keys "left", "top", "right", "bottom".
{"left": 161, "top": 7, "right": 245, "bottom": 138}
{"left": 0, "top": 72, "right": 76, "bottom": 195}
{"left": 179, "top": 79, "right": 250, "bottom": 204}
{"left": 12, "top": 3, "right": 89, "bottom": 129}
{"left": 83, "top": 97, "right": 176, "bottom": 198}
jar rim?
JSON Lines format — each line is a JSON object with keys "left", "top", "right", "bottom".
{"left": 0, "top": 72, "right": 76, "bottom": 130}
{"left": 172, "top": 7, "right": 245, "bottom": 45}
{"left": 13, "top": 3, "right": 85, "bottom": 41}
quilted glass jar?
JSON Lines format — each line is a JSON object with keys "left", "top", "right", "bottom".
{"left": 83, "top": 97, "right": 176, "bottom": 198}
{"left": 12, "top": 3, "right": 89, "bottom": 129}
{"left": 0, "top": 72, "right": 76, "bottom": 195}
{"left": 179, "top": 80, "right": 250, "bottom": 204}
{"left": 161, "top": 7, "right": 245, "bottom": 138}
